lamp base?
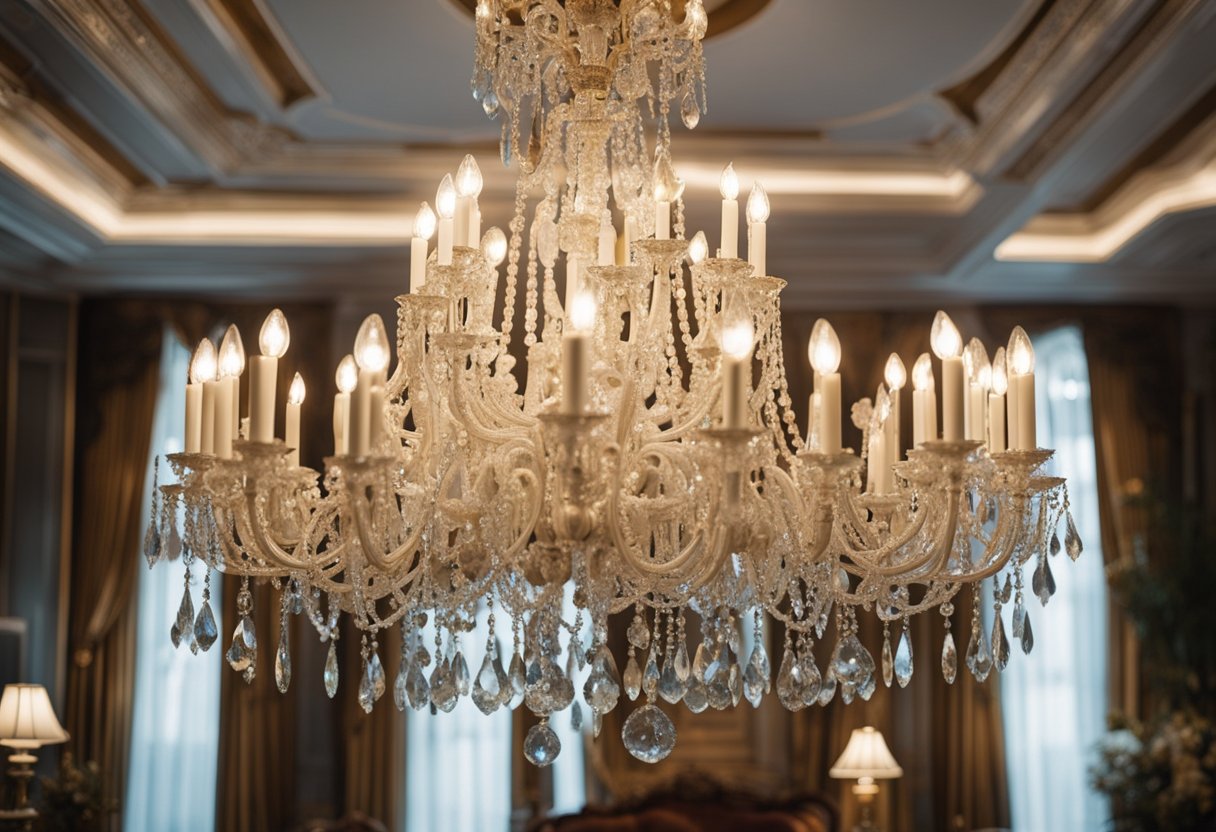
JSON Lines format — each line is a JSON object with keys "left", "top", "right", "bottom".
{"left": 852, "top": 780, "right": 881, "bottom": 832}
{"left": 3, "top": 750, "right": 39, "bottom": 826}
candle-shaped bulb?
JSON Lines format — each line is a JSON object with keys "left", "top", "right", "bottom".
{"left": 354, "top": 314, "right": 390, "bottom": 373}
{"left": 1008, "top": 326, "right": 1035, "bottom": 374}
{"left": 288, "top": 372, "right": 306, "bottom": 405}
{"left": 335, "top": 354, "right": 358, "bottom": 394}
{"left": 721, "top": 319, "right": 754, "bottom": 360}
{"left": 568, "top": 291, "right": 597, "bottom": 333}
{"left": 720, "top": 163, "right": 739, "bottom": 200}
{"left": 414, "top": 201, "right": 437, "bottom": 240}
{"left": 807, "top": 318, "right": 841, "bottom": 374}
{"left": 218, "top": 324, "right": 245, "bottom": 378}
{"left": 746, "top": 183, "right": 770, "bottom": 223}
{"left": 455, "top": 154, "right": 483, "bottom": 198}
{"left": 258, "top": 308, "right": 290, "bottom": 358}
{"left": 688, "top": 230, "right": 708, "bottom": 264}
{"left": 991, "top": 347, "right": 1008, "bottom": 395}
{"left": 481, "top": 226, "right": 508, "bottom": 266}
{"left": 912, "top": 352, "right": 935, "bottom": 391}
{"left": 963, "top": 337, "right": 989, "bottom": 382}
{"left": 652, "top": 152, "right": 681, "bottom": 202}
{"left": 190, "top": 338, "right": 217, "bottom": 383}
{"left": 884, "top": 353, "right": 907, "bottom": 391}
{"left": 930, "top": 311, "right": 962, "bottom": 359}
{"left": 436, "top": 174, "right": 457, "bottom": 220}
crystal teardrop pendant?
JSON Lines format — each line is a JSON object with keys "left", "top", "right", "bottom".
{"left": 1033, "top": 557, "right": 1057, "bottom": 606}
{"left": 817, "top": 667, "right": 837, "bottom": 706}
{"left": 275, "top": 626, "right": 291, "bottom": 693}
{"left": 881, "top": 635, "right": 894, "bottom": 688}
{"left": 1021, "top": 611, "right": 1035, "bottom": 654}
{"left": 1065, "top": 511, "right": 1083, "bottom": 560}
{"left": 941, "top": 631, "right": 958, "bottom": 684}
{"left": 992, "top": 613, "right": 1010, "bottom": 672}
{"left": 680, "top": 92, "right": 701, "bottom": 129}
{"left": 799, "top": 652, "right": 822, "bottom": 707}
{"left": 658, "top": 656, "right": 685, "bottom": 704}
{"left": 454, "top": 650, "right": 471, "bottom": 697}
{"left": 406, "top": 661, "right": 430, "bottom": 710}
{"left": 193, "top": 598, "right": 217, "bottom": 653}
{"left": 673, "top": 642, "right": 691, "bottom": 682}
{"left": 323, "top": 640, "right": 339, "bottom": 699}
{"left": 642, "top": 650, "right": 660, "bottom": 699}
{"left": 394, "top": 663, "right": 408, "bottom": 711}
{"left": 627, "top": 614, "right": 650, "bottom": 651}
{"left": 524, "top": 722, "right": 560, "bottom": 767}
{"left": 472, "top": 649, "right": 502, "bottom": 715}
{"left": 776, "top": 646, "right": 803, "bottom": 710}
{"left": 358, "top": 651, "right": 386, "bottom": 713}
{"left": 623, "top": 653, "right": 642, "bottom": 701}
{"left": 965, "top": 625, "right": 992, "bottom": 682}
{"left": 508, "top": 653, "right": 526, "bottom": 709}
{"left": 622, "top": 704, "right": 676, "bottom": 764}
{"left": 582, "top": 646, "right": 621, "bottom": 715}
{"left": 894, "top": 626, "right": 914, "bottom": 688}
{"left": 1012, "top": 600, "right": 1026, "bottom": 640}
{"left": 172, "top": 584, "right": 194, "bottom": 650}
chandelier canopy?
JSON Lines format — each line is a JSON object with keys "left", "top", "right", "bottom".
{"left": 150, "top": 0, "right": 1082, "bottom": 766}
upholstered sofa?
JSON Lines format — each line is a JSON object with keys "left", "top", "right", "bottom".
{"left": 531, "top": 777, "right": 838, "bottom": 832}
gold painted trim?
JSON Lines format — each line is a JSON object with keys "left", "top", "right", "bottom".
{"left": 200, "top": 0, "right": 322, "bottom": 109}
{"left": 447, "top": 0, "right": 772, "bottom": 39}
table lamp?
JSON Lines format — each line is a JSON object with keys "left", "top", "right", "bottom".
{"left": 830, "top": 726, "right": 903, "bottom": 832}
{"left": 0, "top": 684, "right": 69, "bottom": 815}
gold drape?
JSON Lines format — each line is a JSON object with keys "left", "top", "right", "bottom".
{"left": 65, "top": 300, "right": 163, "bottom": 826}
{"left": 341, "top": 621, "right": 404, "bottom": 828}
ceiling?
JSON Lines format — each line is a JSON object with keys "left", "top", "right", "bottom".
{"left": 0, "top": 0, "right": 1214, "bottom": 306}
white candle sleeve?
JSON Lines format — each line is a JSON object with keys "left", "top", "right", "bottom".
{"left": 230, "top": 376, "right": 241, "bottom": 437}
{"left": 598, "top": 224, "right": 615, "bottom": 266}
{"left": 560, "top": 332, "right": 590, "bottom": 414}
{"left": 185, "top": 383, "right": 202, "bottom": 453}
{"left": 912, "top": 389, "right": 925, "bottom": 447}
{"left": 333, "top": 392, "right": 350, "bottom": 456}
{"left": 248, "top": 355, "right": 278, "bottom": 443}
{"left": 1016, "top": 374, "right": 1036, "bottom": 450}
{"left": 213, "top": 379, "right": 234, "bottom": 459}
{"left": 351, "top": 369, "right": 375, "bottom": 457}
{"left": 721, "top": 199, "right": 738, "bottom": 259}
{"left": 285, "top": 402, "right": 301, "bottom": 467}
{"left": 438, "top": 217, "right": 454, "bottom": 265}
{"left": 455, "top": 195, "right": 471, "bottom": 249}
{"left": 819, "top": 373, "right": 842, "bottom": 453}
{"left": 410, "top": 237, "right": 428, "bottom": 293}
{"left": 369, "top": 384, "right": 386, "bottom": 449}
{"left": 886, "top": 388, "right": 900, "bottom": 466}
{"left": 1006, "top": 374, "right": 1021, "bottom": 450}
{"left": 988, "top": 392, "right": 1006, "bottom": 453}
{"left": 654, "top": 201, "right": 670, "bottom": 240}
{"left": 941, "top": 356, "right": 964, "bottom": 441}
{"left": 806, "top": 392, "right": 819, "bottom": 450}
{"left": 968, "top": 383, "right": 986, "bottom": 442}
{"left": 470, "top": 203, "right": 481, "bottom": 248}
{"left": 722, "top": 357, "right": 750, "bottom": 429}
{"left": 748, "top": 222, "right": 766, "bottom": 276}
{"left": 201, "top": 381, "right": 217, "bottom": 454}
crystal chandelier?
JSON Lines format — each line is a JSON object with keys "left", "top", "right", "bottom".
{"left": 148, "top": 0, "right": 1083, "bottom": 766}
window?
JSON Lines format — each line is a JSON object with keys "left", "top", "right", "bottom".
{"left": 125, "top": 330, "right": 222, "bottom": 832}
{"left": 405, "top": 606, "right": 512, "bottom": 832}
{"left": 1001, "top": 326, "right": 1109, "bottom": 830}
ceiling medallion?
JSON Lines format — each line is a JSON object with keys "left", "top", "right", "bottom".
{"left": 151, "top": 0, "right": 1081, "bottom": 766}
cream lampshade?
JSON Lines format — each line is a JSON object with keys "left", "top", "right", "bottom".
{"left": 830, "top": 727, "right": 902, "bottom": 832}
{"left": 0, "top": 684, "right": 68, "bottom": 815}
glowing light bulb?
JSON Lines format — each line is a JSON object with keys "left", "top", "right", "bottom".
{"left": 259, "top": 308, "right": 290, "bottom": 358}
{"left": 721, "top": 319, "right": 754, "bottom": 360}
{"left": 930, "top": 311, "right": 962, "bottom": 360}
{"left": 436, "top": 174, "right": 456, "bottom": 220}
{"left": 964, "top": 337, "right": 989, "bottom": 382}
{"left": 884, "top": 353, "right": 907, "bottom": 391}
{"left": 912, "top": 353, "right": 935, "bottom": 391}
{"left": 482, "top": 226, "right": 508, "bottom": 266}
{"left": 335, "top": 354, "right": 358, "bottom": 394}
{"left": 456, "top": 154, "right": 483, "bottom": 198}
{"left": 218, "top": 324, "right": 245, "bottom": 378}
{"left": 190, "top": 338, "right": 217, "bottom": 383}
{"left": 354, "top": 314, "right": 390, "bottom": 373}
{"left": 413, "top": 201, "right": 437, "bottom": 241}
{"left": 288, "top": 372, "right": 306, "bottom": 405}
{"left": 569, "top": 291, "right": 597, "bottom": 332}
{"left": 720, "top": 163, "right": 739, "bottom": 200}
{"left": 807, "top": 318, "right": 841, "bottom": 374}
{"left": 746, "top": 183, "right": 770, "bottom": 224}
{"left": 688, "top": 230, "right": 708, "bottom": 264}
{"left": 1008, "top": 326, "right": 1035, "bottom": 375}
{"left": 653, "top": 153, "right": 681, "bottom": 202}
{"left": 992, "top": 347, "right": 1008, "bottom": 395}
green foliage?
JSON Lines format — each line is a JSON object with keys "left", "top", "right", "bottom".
{"left": 35, "top": 753, "right": 115, "bottom": 832}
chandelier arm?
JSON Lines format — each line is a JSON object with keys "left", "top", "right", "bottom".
{"left": 348, "top": 488, "right": 426, "bottom": 576}
{"left": 837, "top": 488, "right": 950, "bottom": 578}
{"left": 211, "top": 504, "right": 289, "bottom": 577}
{"left": 451, "top": 360, "right": 534, "bottom": 444}
{"left": 950, "top": 494, "right": 1030, "bottom": 583}
{"left": 239, "top": 486, "right": 315, "bottom": 572}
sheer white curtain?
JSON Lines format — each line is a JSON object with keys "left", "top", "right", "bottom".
{"left": 1001, "top": 326, "right": 1109, "bottom": 831}
{"left": 125, "top": 331, "right": 222, "bottom": 832}
{"left": 405, "top": 607, "right": 512, "bottom": 832}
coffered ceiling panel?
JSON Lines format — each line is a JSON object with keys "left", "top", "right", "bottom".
{"left": 0, "top": 0, "right": 1212, "bottom": 304}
